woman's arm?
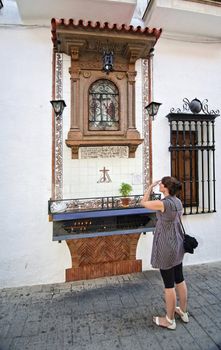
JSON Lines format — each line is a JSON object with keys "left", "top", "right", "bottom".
{"left": 140, "top": 181, "right": 164, "bottom": 212}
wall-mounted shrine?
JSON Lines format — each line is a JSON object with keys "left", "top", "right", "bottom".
{"left": 50, "top": 19, "right": 161, "bottom": 282}
{"left": 51, "top": 19, "right": 161, "bottom": 158}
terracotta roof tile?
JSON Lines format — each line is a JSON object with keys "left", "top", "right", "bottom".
{"left": 51, "top": 18, "right": 162, "bottom": 45}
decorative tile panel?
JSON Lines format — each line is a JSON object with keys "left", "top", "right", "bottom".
{"left": 79, "top": 146, "right": 128, "bottom": 159}
{"left": 142, "top": 59, "right": 150, "bottom": 191}
{"left": 54, "top": 53, "right": 63, "bottom": 199}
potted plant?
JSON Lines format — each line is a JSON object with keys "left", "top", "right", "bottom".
{"left": 119, "top": 182, "right": 133, "bottom": 207}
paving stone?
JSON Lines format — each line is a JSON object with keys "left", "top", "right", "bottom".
{"left": 119, "top": 335, "right": 143, "bottom": 350}
{"left": 106, "top": 294, "right": 123, "bottom": 309}
{"left": 138, "top": 330, "right": 163, "bottom": 350}
{"left": 120, "top": 292, "right": 138, "bottom": 307}
{"left": 28, "top": 285, "right": 43, "bottom": 293}
{"left": 181, "top": 317, "right": 220, "bottom": 350}
{"left": 198, "top": 287, "right": 220, "bottom": 304}
{"left": 191, "top": 307, "right": 221, "bottom": 347}
{"left": 6, "top": 316, "right": 27, "bottom": 338}
{"left": 99, "top": 337, "right": 122, "bottom": 350}
{"left": 73, "top": 323, "right": 91, "bottom": 346}
{"left": 22, "top": 320, "right": 41, "bottom": 337}
{"left": 1, "top": 262, "right": 221, "bottom": 350}
{"left": 0, "top": 336, "right": 12, "bottom": 350}
{"left": 153, "top": 325, "right": 186, "bottom": 350}
{"left": 118, "top": 322, "right": 135, "bottom": 337}
{"left": 0, "top": 320, "right": 10, "bottom": 338}
{"left": 9, "top": 336, "right": 30, "bottom": 350}
{"left": 20, "top": 334, "right": 48, "bottom": 350}
{"left": 92, "top": 294, "right": 110, "bottom": 312}
{"left": 201, "top": 303, "right": 221, "bottom": 328}
{"left": 173, "top": 323, "right": 201, "bottom": 350}
{"left": 207, "top": 286, "right": 221, "bottom": 301}
{"left": 81, "top": 342, "right": 103, "bottom": 350}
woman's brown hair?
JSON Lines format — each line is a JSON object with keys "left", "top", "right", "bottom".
{"left": 161, "top": 176, "right": 182, "bottom": 196}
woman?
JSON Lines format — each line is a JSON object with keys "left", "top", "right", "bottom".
{"left": 141, "top": 176, "right": 189, "bottom": 330}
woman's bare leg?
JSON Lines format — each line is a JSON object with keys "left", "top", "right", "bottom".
{"left": 165, "top": 287, "right": 176, "bottom": 319}
{"left": 153, "top": 287, "right": 176, "bottom": 326}
{"left": 176, "top": 280, "right": 188, "bottom": 312}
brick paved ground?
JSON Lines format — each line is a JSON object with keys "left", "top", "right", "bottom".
{"left": 0, "top": 261, "right": 221, "bottom": 350}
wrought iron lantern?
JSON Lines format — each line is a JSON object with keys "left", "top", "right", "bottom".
{"left": 50, "top": 99, "right": 66, "bottom": 116}
{"left": 103, "top": 51, "right": 114, "bottom": 74}
{"left": 145, "top": 101, "right": 162, "bottom": 120}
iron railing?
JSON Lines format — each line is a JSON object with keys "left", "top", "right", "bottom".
{"left": 48, "top": 193, "right": 161, "bottom": 215}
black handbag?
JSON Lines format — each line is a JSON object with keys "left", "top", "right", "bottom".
{"left": 168, "top": 198, "right": 198, "bottom": 254}
{"left": 183, "top": 233, "right": 198, "bottom": 254}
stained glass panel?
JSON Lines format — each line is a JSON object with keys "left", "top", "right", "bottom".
{"left": 89, "top": 79, "right": 119, "bottom": 131}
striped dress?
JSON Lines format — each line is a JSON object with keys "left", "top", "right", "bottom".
{"left": 151, "top": 195, "right": 185, "bottom": 270}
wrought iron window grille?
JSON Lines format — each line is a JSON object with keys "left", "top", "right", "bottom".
{"left": 167, "top": 98, "right": 220, "bottom": 215}
{"left": 88, "top": 79, "right": 119, "bottom": 131}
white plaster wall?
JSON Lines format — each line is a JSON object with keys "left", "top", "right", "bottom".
{"left": 149, "top": 37, "right": 221, "bottom": 267}
{"left": 0, "top": 2, "right": 145, "bottom": 288}
{"left": 0, "top": 25, "right": 71, "bottom": 288}
{"left": 1, "top": 1, "right": 221, "bottom": 288}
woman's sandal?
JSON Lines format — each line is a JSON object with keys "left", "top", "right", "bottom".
{"left": 175, "top": 306, "right": 189, "bottom": 323}
{"left": 153, "top": 315, "right": 176, "bottom": 330}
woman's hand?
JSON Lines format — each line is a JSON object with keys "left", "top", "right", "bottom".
{"left": 144, "top": 180, "right": 160, "bottom": 197}
{"left": 150, "top": 180, "right": 161, "bottom": 189}
{"left": 141, "top": 180, "right": 164, "bottom": 212}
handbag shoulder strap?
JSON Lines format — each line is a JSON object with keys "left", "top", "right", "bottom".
{"left": 166, "top": 197, "right": 186, "bottom": 235}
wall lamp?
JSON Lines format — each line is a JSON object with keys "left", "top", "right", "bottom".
{"left": 145, "top": 101, "right": 162, "bottom": 120}
{"left": 103, "top": 51, "right": 114, "bottom": 74}
{"left": 50, "top": 99, "right": 66, "bottom": 116}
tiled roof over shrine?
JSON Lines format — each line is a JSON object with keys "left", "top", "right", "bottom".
{"left": 51, "top": 18, "right": 162, "bottom": 47}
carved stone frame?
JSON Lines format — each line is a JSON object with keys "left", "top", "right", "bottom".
{"left": 65, "top": 43, "right": 143, "bottom": 158}
{"left": 52, "top": 24, "right": 159, "bottom": 159}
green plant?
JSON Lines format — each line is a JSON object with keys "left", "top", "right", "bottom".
{"left": 119, "top": 182, "right": 133, "bottom": 197}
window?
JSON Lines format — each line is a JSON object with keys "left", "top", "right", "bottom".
{"left": 89, "top": 79, "right": 119, "bottom": 131}
{"left": 167, "top": 114, "right": 218, "bottom": 215}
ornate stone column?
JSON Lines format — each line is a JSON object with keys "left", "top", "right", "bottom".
{"left": 127, "top": 70, "right": 137, "bottom": 130}
{"left": 67, "top": 42, "right": 85, "bottom": 140}
{"left": 125, "top": 45, "right": 142, "bottom": 144}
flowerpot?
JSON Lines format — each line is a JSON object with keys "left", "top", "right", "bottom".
{"left": 121, "top": 197, "right": 131, "bottom": 207}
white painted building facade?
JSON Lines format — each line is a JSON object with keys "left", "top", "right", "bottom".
{"left": 0, "top": 0, "right": 221, "bottom": 288}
